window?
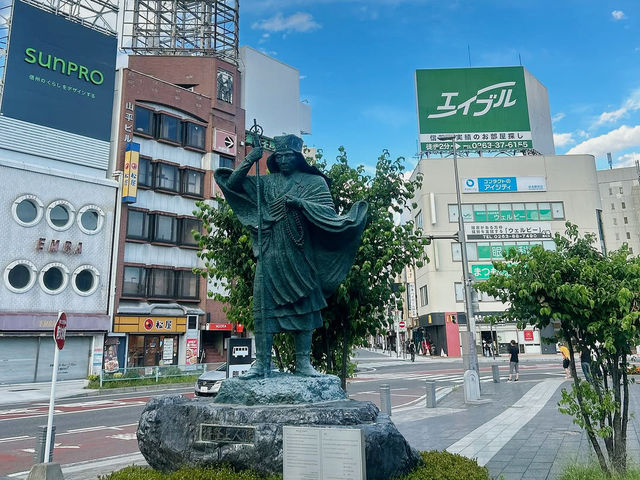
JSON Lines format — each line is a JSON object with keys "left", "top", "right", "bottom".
{"left": 616, "top": 233, "right": 620, "bottom": 241}
{"left": 183, "top": 122, "right": 206, "bottom": 150}
{"left": 630, "top": 247, "right": 634, "bottom": 254}
{"left": 451, "top": 243, "right": 478, "bottom": 261}
{"left": 499, "top": 203, "right": 513, "bottom": 221}
{"left": 620, "top": 187, "right": 624, "bottom": 194}
{"left": 176, "top": 270, "right": 199, "bottom": 299}
{"left": 179, "top": 217, "right": 201, "bottom": 246}
{"left": 219, "top": 155, "right": 234, "bottom": 169}
{"left": 72, "top": 265, "right": 100, "bottom": 296}
{"left": 127, "top": 209, "right": 150, "bottom": 240}
{"left": 154, "top": 162, "right": 179, "bottom": 192}
{"left": 448, "top": 205, "right": 458, "bottom": 222}
{"left": 538, "top": 202, "right": 552, "bottom": 220}
{"left": 624, "top": 217, "right": 629, "bottom": 224}
{"left": 77, "top": 205, "right": 105, "bottom": 234}
{"left": 134, "top": 106, "right": 154, "bottom": 136}
{"left": 611, "top": 203, "right": 615, "bottom": 211}
{"left": 473, "top": 204, "right": 486, "bottom": 222}
{"left": 415, "top": 210, "right": 423, "bottom": 230}
{"left": 46, "top": 200, "right": 75, "bottom": 231}
{"left": 419, "top": 285, "right": 428, "bottom": 306}
{"left": 512, "top": 203, "right": 526, "bottom": 221}
{"left": 613, "top": 218, "right": 618, "bottom": 226}
{"left": 454, "top": 282, "right": 464, "bottom": 302}
{"left": 151, "top": 214, "right": 177, "bottom": 244}
{"left": 626, "top": 232, "right": 631, "bottom": 240}
{"left": 486, "top": 204, "right": 499, "bottom": 222}
{"left": 217, "top": 69, "right": 233, "bottom": 103}
{"left": 551, "top": 203, "right": 564, "bottom": 219}
{"left": 622, "top": 202, "right": 626, "bottom": 209}
{"left": 39, "top": 263, "right": 69, "bottom": 294}
{"left": 4, "top": 260, "right": 37, "bottom": 293}
{"left": 461, "top": 204, "right": 473, "bottom": 222}
{"left": 525, "top": 203, "right": 539, "bottom": 221}
{"left": 12, "top": 195, "right": 44, "bottom": 227}
{"left": 181, "top": 169, "right": 204, "bottom": 197}
{"left": 148, "top": 268, "right": 175, "bottom": 298}
{"left": 123, "top": 266, "right": 147, "bottom": 297}
{"left": 138, "top": 156, "right": 153, "bottom": 188}
{"left": 157, "top": 114, "right": 180, "bottom": 143}
{"left": 609, "top": 187, "right": 613, "bottom": 196}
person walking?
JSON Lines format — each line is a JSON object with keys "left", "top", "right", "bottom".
{"left": 580, "top": 346, "right": 592, "bottom": 382}
{"left": 408, "top": 341, "right": 416, "bottom": 362}
{"left": 508, "top": 339, "right": 519, "bottom": 381}
{"left": 559, "top": 344, "right": 571, "bottom": 379}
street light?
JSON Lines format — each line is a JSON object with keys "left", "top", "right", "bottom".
{"left": 437, "top": 135, "right": 479, "bottom": 375}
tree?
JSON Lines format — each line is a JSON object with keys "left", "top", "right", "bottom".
{"left": 476, "top": 223, "right": 640, "bottom": 475}
{"left": 194, "top": 147, "right": 429, "bottom": 388}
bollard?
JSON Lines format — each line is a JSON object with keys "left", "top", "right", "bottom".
{"left": 34, "top": 425, "right": 55, "bottom": 463}
{"left": 492, "top": 364, "right": 500, "bottom": 383}
{"left": 380, "top": 384, "right": 391, "bottom": 416}
{"left": 425, "top": 380, "right": 437, "bottom": 408}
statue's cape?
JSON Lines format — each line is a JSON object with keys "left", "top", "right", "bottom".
{"left": 214, "top": 168, "right": 368, "bottom": 297}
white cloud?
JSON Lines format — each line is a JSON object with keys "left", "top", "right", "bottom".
{"left": 252, "top": 12, "right": 320, "bottom": 34}
{"left": 553, "top": 133, "right": 575, "bottom": 148}
{"left": 616, "top": 152, "right": 640, "bottom": 168}
{"left": 577, "top": 130, "right": 590, "bottom": 139}
{"left": 611, "top": 10, "right": 626, "bottom": 20}
{"left": 592, "top": 89, "right": 640, "bottom": 128}
{"left": 551, "top": 112, "right": 565, "bottom": 124}
{"left": 566, "top": 125, "right": 640, "bottom": 157}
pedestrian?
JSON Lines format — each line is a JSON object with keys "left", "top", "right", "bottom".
{"left": 508, "top": 340, "right": 519, "bottom": 381}
{"left": 559, "top": 343, "right": 571, "bottom": 379}
{"left": 580, "top": 346, "right": 592, "bottom": 382}
{"left": 408, "top": 341, "right": 416, "bottom": 362}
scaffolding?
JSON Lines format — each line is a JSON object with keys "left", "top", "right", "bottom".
{"left": 121, "top": 0, "right": 239, "bottom": 64}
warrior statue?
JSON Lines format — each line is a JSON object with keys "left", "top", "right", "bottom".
{"left": 214, "top": 134, "right": 368, "bottom": 378}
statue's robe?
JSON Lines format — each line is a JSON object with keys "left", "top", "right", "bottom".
{"left": 214, "top": 169, "right": 368, "bottom": 333}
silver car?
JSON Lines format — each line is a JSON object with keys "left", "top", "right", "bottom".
{"left": 194, "top": 363, "right": 227, "bottom": 397}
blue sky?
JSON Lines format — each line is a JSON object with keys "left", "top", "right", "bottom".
{"left": 241, "top": 0, "right": 640, "bottom": 172}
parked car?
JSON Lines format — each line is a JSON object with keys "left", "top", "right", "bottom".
{"left": 194, "top": 363, "right": 227, "bottom": 397}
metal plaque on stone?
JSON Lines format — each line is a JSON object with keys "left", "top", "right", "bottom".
{"left": 283, "top": 426, "right": 366, "bottom": 480}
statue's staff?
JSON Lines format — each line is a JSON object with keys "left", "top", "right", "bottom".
{"left": 249, "top": 119, "right": 267, "bottom": 378}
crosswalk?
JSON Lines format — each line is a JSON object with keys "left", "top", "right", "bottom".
{"left": 352, "top": 370, "right": 496, "bottom": 384}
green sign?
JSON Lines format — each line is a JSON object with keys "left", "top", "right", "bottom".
{"left": 471, "top": 264, "right": 496, "bottom": 280}
{"left": 415, "top": 67, "right": 532, "bottom": 152}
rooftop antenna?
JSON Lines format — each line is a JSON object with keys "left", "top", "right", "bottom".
{"left": 518, "top": 53, "right": 522, "bottom": 66}
{"left": 607, "top": 152, "right": 613, "bottom": 170}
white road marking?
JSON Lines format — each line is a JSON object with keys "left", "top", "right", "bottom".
{"left": 0, "top": 435, "right": 32, "bottom": 443}
{"left": 107, "top": 433, "right": 137, "bottom": 440}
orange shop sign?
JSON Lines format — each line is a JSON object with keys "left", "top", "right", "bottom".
{"left": 114, "top": 315, "right": 187, "bottom": 334}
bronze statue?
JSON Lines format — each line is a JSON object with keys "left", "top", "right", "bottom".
{"left": 214, "top": 134, "right": 367, "bottom": 378}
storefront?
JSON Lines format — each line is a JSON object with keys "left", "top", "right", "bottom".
{"left": 113, "top": 315, "right": 186, "bottom": 367}
{"left": 201, "top": 322, "right": 244, "bottom": 363}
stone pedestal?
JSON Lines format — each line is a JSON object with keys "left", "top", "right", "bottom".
{"left": 137, "top": 377, "right": 421, "bottom": 480}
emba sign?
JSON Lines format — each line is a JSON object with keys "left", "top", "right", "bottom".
{"left": 416, "top": 66, "right": 553, "bottom": 154}
{"left": 1, "top": 0, "right": 116, "bottom": 141}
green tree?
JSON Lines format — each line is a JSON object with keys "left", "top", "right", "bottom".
{"left": 476, "top": 223, "right": 640, "bottom": 476}
{"left": 194, "top": 148, "right": 428, "bottom": 388}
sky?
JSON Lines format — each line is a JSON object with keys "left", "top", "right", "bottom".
{"left": 240, "top": 0, "right": 640, "bottom": 173}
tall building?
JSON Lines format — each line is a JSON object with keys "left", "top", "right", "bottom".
{"left": 0, "top": 0, "right": 119, "bottom": 383}
{"left": 596, "top": 166, "right": 640, "bottom": 255}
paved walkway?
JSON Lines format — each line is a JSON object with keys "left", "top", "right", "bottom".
{"left": 393, "top": 378, "right": 640, "bottom": 480}
{"left": 0, "top": 380, "right": 92, "bottom": 407}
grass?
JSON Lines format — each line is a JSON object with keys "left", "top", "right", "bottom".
{"left": 558, "top": 464, "right": 640, "bottom": 480}
{"left": 87, "top": 374, "right": 199, "bottom": 389}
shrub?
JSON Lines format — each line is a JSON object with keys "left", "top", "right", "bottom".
{"left": 558, "top": 463, "right": 640, "bottom": 479}
{"left": 99, "top": 465, "right": 282, "bottom": 480}
{"left": 398, "top": 451, "right": 491, "bottom": 480}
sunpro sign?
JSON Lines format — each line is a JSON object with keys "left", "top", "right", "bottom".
{"left": 1, "top": 0, "right": 116, "bottom": 141}
{"left": 416, "top": 67, "right": 533, "bottom": 153}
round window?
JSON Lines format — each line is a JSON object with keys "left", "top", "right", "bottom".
{"left": 46, "top": 201, "right": 75, "bottom": 231}
{"left": 77, "top": 205, "right": 105, "bottom": 234}
{"left": 12, "top": 195, "right": 44, "bottom": 227}
{"left": 4, "top": 260, "right": 37, "bottom": 293}
{"left": 39, "top": 263, "right": 69, "bottom": 294}
{"left": 72, "top": 265, "right": 100, "bottom": 296}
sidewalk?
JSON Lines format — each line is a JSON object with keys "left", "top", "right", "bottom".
{"left": 392, "top": 379, "right": 640, "bottom": 480}
{"left": 0, "top": 380, "right": 93, "bottom": 407}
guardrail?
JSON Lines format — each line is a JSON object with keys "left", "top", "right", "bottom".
{"left": 99, "top": 362, "right": 224, "bottom": 388}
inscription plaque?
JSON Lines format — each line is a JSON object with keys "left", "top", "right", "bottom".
{"left": 283, "top": 426, "right": 366, "bottom": 480}
{"left": 198, "top": 424, "right": 255, "bottom": 445}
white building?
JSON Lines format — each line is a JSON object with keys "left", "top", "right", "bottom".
{"left": 410, "top": 154, "right": 603, "bottom": 356}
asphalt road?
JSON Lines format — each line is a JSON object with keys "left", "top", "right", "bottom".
{"left": 0, "top": 351, "right": 564, "bottom": 477}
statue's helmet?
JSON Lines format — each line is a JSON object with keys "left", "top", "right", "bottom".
{"left": 266, "top": 134, "right": 306, "bottom": 173}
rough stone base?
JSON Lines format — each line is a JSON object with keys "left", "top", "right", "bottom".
{"left": 26, "top": 463, "right": 64, "bottom": 480}
{"left": 137, "top": 395, "right": 421, "bottom": 480}
{"left": 213, "top": 372, "right": 347, "bottom": 405}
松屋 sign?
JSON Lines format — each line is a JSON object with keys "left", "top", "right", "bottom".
{"left": 463, "top": 176, "right": 546, "bottom": 193}
{"left": 416, "top": 67, "right": 533, "bottom": 152}
{"left": 465, "top": 222, "right": 552, "bottom": 241}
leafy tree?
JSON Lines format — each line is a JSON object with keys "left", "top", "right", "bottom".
{"left": 194, "top": 148, "right": 429, "bottom": 388}
{"left": 476, "top": 223, "right": 640, "bottom": 476}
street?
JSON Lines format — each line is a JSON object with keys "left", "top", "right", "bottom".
{"left": 0, "top": 350, "right": 567, "bottom": 478}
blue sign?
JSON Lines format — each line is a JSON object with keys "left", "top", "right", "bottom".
{"left": 478, "top": 177, "right": 517, "bottom": 192}
{"left": 1, "top": 1, "right": 117, "bottom": 141}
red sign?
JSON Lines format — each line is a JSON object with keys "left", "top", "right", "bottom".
{"left": 205, "top": 323, "right": 245, "bottom": 332}
{"left": 213, "top": 128, "right": 237, "bottom": 156}
{"left": 399, "top": 321, "right": 406, "bottom": 329}
{"left": 143, "top": 318, "right": 154, "bottom": 331}
{"left": 54, "top": 312, "right": 67, "bottom": 350}
{"left": 523, "top": 330, "right": 534, "bottom": 341}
